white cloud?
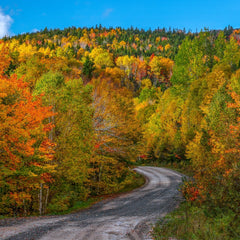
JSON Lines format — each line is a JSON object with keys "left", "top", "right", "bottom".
{"left": 32, "top": 28, "right": 39, "bottom": 33}
{"left": 102, "top": 8, "right": 113, "bottom": 18}
{"left": 0, "top": 8, "right": 13, "bottom": 38}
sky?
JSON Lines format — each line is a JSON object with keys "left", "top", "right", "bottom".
{"left": 0, "top": 0, "right": 240, "bottom": 38}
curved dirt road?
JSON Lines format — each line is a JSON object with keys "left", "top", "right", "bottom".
{"left": 0, "top": 166, "right": 184, "bottom": 240}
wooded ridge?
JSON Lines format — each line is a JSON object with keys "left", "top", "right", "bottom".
{"left": 0, "top": 26, "right": 239, "bottom": 238}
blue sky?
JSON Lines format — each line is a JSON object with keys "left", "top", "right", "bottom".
{"left": 0, "top": 0, "right": 240, "bottom": 37}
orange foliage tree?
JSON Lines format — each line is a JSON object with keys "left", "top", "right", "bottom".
{"left": 0, "top": 42, "right": 55, "bottom": 216}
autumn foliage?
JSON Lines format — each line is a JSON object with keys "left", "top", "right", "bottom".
{"left": 0, "top": 26, "right": 240, "bottom": 220}
{"left": 0, "top": 42, "right": 55, "bottom": 215}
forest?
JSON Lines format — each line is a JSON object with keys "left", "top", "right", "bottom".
{"left": 0, "top": 25, "right": 240, "bottom": 237}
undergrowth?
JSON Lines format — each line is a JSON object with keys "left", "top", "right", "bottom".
{"left": 149, "top": 160, "right": 240, "bottom": 240}
{"left": 152, "top": 201, "right": 240, "bottom": 240}
{"left": 48, "top": 170, "right": 145, "bottom": 215}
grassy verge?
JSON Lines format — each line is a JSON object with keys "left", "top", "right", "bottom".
{"left": 152, "top": 201, "right": 240, "bottom": 240}
{"left": 146, "top": 162, "right": 240, "bottom": 240}
{"left": 49, "top": 170, "right": 145, "bottom": 216}
{"left": 48, "top": 197, "right": 103, "bottom": 215}
{"left": 118, "top": 171, "right": 146, "bottom": 193}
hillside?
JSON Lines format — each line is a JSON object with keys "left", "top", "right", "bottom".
{"left": 0, "top": 25, "right": 240, "bottom": 237}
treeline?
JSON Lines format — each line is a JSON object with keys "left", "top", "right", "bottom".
{"left": 3, "top": 25, "right": 190, "bottom": 59}
{"left": 0, "top": 26, "right": 240, "bottom": 224}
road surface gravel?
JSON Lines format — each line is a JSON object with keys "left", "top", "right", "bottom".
{"left": 0, "top": 166, "right": 184, "bottom": 240}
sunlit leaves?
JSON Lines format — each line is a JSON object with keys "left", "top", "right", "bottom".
{"left": 89, "top": 47, "right": 114, "bottom": 68}
{"left": 0, "top": 72, "right": 55, "bottom": 215}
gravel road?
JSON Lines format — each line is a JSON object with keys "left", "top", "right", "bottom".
{"left": 0, "top": 166, "right": 184, "bottom": 240}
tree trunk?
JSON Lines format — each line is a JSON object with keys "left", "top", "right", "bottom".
{"left": 44, "top": 187, "right": 49, "bottom": 214}
{"left": 98, "top": 163, "right": 103, "bottom": 194}
{"left": 39, "top": 183, "right": 43, "bottom": 215}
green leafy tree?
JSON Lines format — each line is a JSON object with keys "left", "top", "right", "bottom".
{"left": 82, "top": 56, "right": 95, "bottom": 80}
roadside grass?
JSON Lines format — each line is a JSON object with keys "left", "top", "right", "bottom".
{"left": 49, "top": 170, "right": 145, "bottom": 216}
{"left": 143, "top": 161, "right": 240, "bottom": 240}
{"left": 48, "top": 197, "right": 103, "bottom": 215}
{"left": 151, "top": 201, "right": 240, "bottom": 240}
{"left": 118, "top": 171, "right": 146, "bottom": 193}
